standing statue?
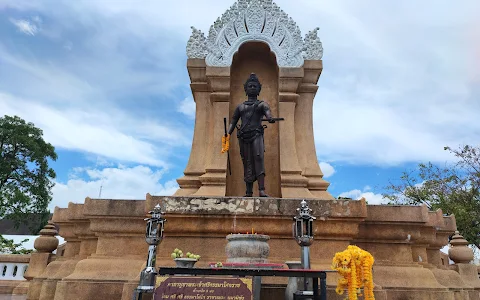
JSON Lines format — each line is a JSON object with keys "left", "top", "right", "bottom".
{"left": 222, "top": 73, "right": 282, "bottom": 197}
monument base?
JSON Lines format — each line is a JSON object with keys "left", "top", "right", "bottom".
{"left": 21, "top": 195, "right": 477, "bottom": 300}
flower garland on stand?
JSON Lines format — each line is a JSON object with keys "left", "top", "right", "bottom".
{"left": 332, "top": 245, "right": 375, "bottom": 300}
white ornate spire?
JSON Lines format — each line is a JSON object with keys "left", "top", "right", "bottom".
{"left": 186, "top": 0, "right": 324, "bottom": 67}
{"left": 303, "top": 27, "right": 324, "bottom": 60}
{"left": 186, "top": 26, "right": 207, "bottom": 59}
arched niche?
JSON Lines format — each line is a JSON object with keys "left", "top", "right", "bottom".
{"left": 226, "top": 41, "right": 281, "bottom": 198}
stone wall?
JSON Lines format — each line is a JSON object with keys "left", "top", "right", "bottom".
{"left": 21, "top": 195, "right": 480, "bottom": 300}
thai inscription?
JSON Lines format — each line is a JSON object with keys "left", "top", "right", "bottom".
{"left": 154, "top": 276, "right": 253, "bottom": 300}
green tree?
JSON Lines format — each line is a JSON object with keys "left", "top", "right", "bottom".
{"left": 0, "top": 115, "right": 57, "bottom": 253}
{"left": 383, "top": 145, "right": 480, "bottom": 249}
{"left": 0, "top": 235, "right": 32, "bottom": 254}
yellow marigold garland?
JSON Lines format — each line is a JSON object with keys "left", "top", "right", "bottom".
{"left": 332, "top": 245, "right": 375, "bottom": 300}
{"left": 221, "top": 134, "right": 230, "bottom": 153}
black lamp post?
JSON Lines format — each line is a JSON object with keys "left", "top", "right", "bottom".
{"left": 293, "top": 200, "right": 316, "bottom": 291}
{"left": 133, "top": 204, "right": 166, "bottom": 299}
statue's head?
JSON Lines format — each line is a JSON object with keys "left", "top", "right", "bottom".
{"left": 244, "top": 73, "right": 262, "bottom": 96}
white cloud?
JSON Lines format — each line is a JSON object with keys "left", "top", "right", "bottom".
{"left": 0, "top": 93, "right": 191, "bottom": 167}
{"left": 307, "top": 1, "right": 480, "bottom": 166}
{"left": 0, "top": 2, "right": 195, "bottom": 168}
{"left": 10, "top": 18, "right": 38, "bottom": 35}
{"left": 319, "top": 162, "right": 335, "bottom": 178}
{"left": 177, "top": 97, "right": 196, "bottom": 119}
{"left": 338, "top": 188, "right": 388, "bottom": 205}
{"left": 1, "top": 0, "right": 479, "bottom": 168}
{"left": 50, "top": 165, "right": 179, "bottom": 210}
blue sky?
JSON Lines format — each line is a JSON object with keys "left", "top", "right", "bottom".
{"left": 0, "top": 0, "right": 479, "bottom": 211}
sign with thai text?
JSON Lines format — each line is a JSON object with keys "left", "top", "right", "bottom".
{"left": 154, "top": 276, "right": 253, "bottom": 300}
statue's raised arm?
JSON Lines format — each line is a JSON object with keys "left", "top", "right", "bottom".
{"left": 262, "top": 101, "right": 275, "bottom": 123}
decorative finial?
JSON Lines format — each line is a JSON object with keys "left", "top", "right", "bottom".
{"left": 33, "top": 220, "right": 59, "bottom": 253}
{"left": 186, "top": 26, "right": 207, "bottom": 59}
{"left": 448, "top": 231, "right": 474, "bottom": 264}
{"left": 297, "top": 199, "right": 315, "bottom": 219}
{"left": 303, "top": 27, "right": 324, "bottom": 60}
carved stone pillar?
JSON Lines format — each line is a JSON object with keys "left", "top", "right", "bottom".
{"left": 278, "top": 68, "right": 313, "bottom": 198}
{"left": 412, "top": 210, "right": 446, "bottom": 266}
{"left": 175, "top": 59, "right": 210, "bottom": 196}
{"left": 425, "top": 211, "right": 455, "bottom": 267}
{"left": 297, "top": 60, "right": 333, "bottom": 199}
{"left": 193, "top": 67, "right": 230, "bottom": 196}
{"left": 35, "top": 203, "right": 96, "bottom": 300}
{"left": 25, "top": 221, "right": 59, "bottom": 300}
{"left": 353, "top": 205, "right": 449, "bottom": 299}
{"left": 52, "top": 198, "right": 147, "bottom": 300}
{"left": 448, "top": 231, "right": 480, "bottom": 293}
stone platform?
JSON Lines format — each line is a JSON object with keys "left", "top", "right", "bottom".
{"left": 23, "top": 195, "right": 480, "bottom": 300}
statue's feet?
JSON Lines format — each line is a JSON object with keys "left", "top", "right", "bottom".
{"left": 244, "top": 193, "right": 253, "bottom": 197}
{"left": 259, "top": 190, "right": 269, "bottom": 197}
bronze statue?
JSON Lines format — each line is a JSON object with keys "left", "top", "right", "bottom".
{"left": 223, "top": 73, "right": 278, "bottom": 197}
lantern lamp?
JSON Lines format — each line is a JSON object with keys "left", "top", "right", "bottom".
{"left": 293, "top": 200, "right": 316, "bottom": 247}
{"left": 133, "top": 204, "right": 167, "bottom": 299}
{"left": 292, "top": 200, "right": 316, "bottom": 292}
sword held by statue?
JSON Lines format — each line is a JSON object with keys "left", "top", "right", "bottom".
{"left": 261, "top": 117, "right": 284, "bottom": 122}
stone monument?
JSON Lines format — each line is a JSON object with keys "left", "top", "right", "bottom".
{"left": 174, "top": 0, "right": 333, "bottom": 199}
{"left": 13, "top": 1, "right": 480, "bottom": 300}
